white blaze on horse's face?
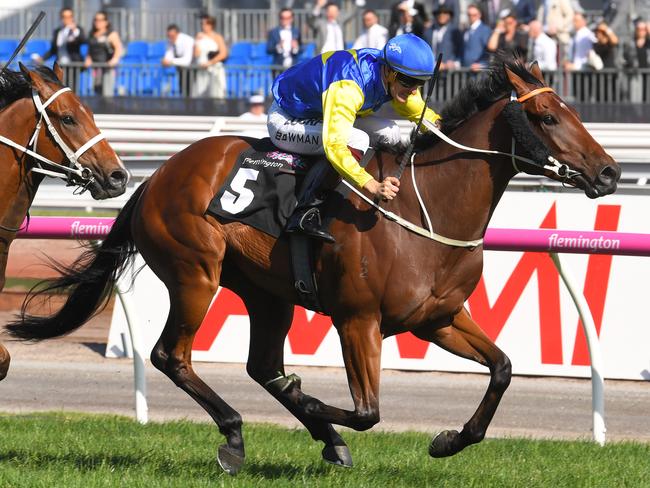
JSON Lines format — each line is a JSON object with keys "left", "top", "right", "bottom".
{"left": 560, "top": 102, "right": 568, "bottom": 110}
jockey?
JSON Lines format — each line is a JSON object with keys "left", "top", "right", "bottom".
{"left": 268, "top": 33, "right": 441, "bottom": 243}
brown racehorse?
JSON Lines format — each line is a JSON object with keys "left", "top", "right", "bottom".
{"left": 0, "top": 64, "right": 128, "bottom": 380}
{"left": 6, "top": 56, "right": 620, "bottom": 473}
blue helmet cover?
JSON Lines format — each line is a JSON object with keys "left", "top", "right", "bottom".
{"left": 383, "top": 33, "right": 434, "bottom": 80}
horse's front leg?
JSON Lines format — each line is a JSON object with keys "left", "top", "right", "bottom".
{"left": 413, "top": 307, "right": 511, "bottom": 458}
{"left": 298, "top": 314, "right": 383, "bottom": 432}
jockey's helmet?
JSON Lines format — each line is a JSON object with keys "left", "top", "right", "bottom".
{"left": 382, "top": 34, "right": 434, "bottom": 86}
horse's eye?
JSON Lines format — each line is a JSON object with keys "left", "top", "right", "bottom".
{"left": 61, "top": 115, "right": 76, "bottom": 126}
{"left": 542, "top": 114, "right": 556, "bottom": 126}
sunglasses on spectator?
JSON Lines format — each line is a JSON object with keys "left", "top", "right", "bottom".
{"left": 395, "top": 72, "right": 426, "bottom": 88}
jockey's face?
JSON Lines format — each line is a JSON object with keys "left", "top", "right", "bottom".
{"left": 385, "top": 68, "right": 424, "bottom": 103}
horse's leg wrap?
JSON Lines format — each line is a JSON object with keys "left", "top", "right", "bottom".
{"left": 264, "top": 372, "right": 302, "bottom": 395}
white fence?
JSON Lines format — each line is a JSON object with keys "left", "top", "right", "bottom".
{"left": 32, "top": 116, "right": 650, "bottom": 209}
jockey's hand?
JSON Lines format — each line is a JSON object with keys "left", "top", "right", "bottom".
{"left": 364, "top": 177, "right": 400, "bottom": 201}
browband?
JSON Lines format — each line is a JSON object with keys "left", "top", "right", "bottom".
{"left": 517, "top": 86, "right": 555, "bottom": 103}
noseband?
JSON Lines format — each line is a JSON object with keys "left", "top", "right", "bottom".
{"left": 0, "top": 87, "right": 106, "bottom": 192}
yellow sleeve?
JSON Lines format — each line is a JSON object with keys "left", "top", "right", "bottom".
{"left": 321, "top": 80, "right": 374, "bottom": 189}
{"left": 390, "top": 89, "right": 441, "bottom": 129}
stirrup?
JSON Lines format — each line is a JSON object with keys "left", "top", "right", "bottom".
{"left": 287, "top": 208, "right": 335, "bottom": 243}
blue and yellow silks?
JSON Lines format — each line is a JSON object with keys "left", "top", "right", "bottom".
{"left": 272, "top": 48, "right": 441, "bottom": 189}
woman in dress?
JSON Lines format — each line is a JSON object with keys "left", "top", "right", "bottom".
{"left": 84, "top": 10, "right": 123, "bottom": 96}
{"left": 192, "top": 15, "right": 228, "bottom": 98}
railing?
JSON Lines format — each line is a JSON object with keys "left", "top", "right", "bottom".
{"left": 49, "top": 63, "right": 650, "bottom": 104}
{"left": 0, "top": 6, "right": 388, "bottom": 43}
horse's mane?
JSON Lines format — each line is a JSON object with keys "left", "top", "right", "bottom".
{"left": 415, "top": 51, "right": 544, "bottom": 150}
{"left": 0, "top": 66, "right": 63, "bottom": 111}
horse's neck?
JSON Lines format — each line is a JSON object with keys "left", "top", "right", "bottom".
{"left": 406, "top": 102, "right": 514, "bottom": 241}
{"left": 0, "top": 99, "right": 43, "bottom": 235}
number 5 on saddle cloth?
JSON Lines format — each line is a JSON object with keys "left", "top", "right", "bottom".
{"left": 206, "top": 137, "right": 371, "bottom": 312}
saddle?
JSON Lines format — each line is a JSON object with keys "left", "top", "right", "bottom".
{"left": 206, "top": 137, "right": 373, "bottom": 313}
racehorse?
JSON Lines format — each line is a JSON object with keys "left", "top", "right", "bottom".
{"left": 6, "top": 55, "right": 620, "bottom": 474}
{"left": 0, "top": 63, "right": 128, "bottom": 380}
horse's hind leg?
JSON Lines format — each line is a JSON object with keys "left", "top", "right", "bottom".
{"left": 413, "top": 307, "right": 511, "bottom": 458}
{"left": 0, "top": 342, "right": 9, "bottom": 380}
{"left": 150, "top": 265, "right": 245, "bottom": 474}
{"left": 240, "top": 287, "right": 352, "bottom": 467}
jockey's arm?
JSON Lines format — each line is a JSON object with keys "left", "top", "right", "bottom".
{"left": 321, "top": 80, "right": 374, "bottom": 189}
{"left": 391, "top": 89, "right": 441, "bottom": 130}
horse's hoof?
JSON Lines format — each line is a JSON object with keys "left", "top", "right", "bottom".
{"left": 217, "top": 444, "right": 245, "bottom": 475}
{"left": 322, "top": 444, "right": 353, "bottom": 468}
{"left": 429, "top": 430, "right": 463, "bottom": 458}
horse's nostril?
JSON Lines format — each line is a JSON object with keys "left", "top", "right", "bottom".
{"left": 597, "top": 165, "right": 619, "bottom": 186}
{"left": 109, "top": 169, "right": 128, "bottom": 187}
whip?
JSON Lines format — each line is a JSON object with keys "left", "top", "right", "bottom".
{"left": 395, "top": 52, "right": 443, "bottom": 180}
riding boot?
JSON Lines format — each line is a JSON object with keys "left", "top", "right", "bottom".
{"left": 286, "top": 158, "right": 336, "bottom": 243}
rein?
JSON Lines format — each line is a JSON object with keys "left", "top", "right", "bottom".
{"left": 345, "top": 86, "right": 580, "bottom": 249}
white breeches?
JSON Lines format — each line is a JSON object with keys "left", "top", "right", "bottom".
{"left": 267, "top": 101, "right": 404, "bottom": 156}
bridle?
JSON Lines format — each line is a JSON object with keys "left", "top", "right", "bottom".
{"left": 0, "top": 86, "right": 106, "bottom": 190}
{"left": 342, "top": 85, "right": 584, "bottom": 248}
{"left": 0, "top": 86, "right": 106, "bottom": 233}
{"left": 428, "top": 86, "right": 581, "bottom": 181}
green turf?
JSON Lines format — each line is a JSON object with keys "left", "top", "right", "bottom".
{"left": 0, "top": 413, "right": 648, "bottom": 487}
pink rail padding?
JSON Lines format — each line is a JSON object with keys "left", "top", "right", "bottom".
{"left": 484, "top": 228, "right": 650, "bottom": 256}
{"left": 16, "top": 217, "right": 650, "bottom": 257}
{"left": 17, "top": 217, "right": 114, "bottom": 240}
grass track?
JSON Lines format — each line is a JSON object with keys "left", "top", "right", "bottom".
{"left": 0, "top": 413, "right": 648, "bottom": 487}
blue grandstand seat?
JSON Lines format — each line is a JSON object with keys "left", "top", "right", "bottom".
{"left": 123, "top": 40, "right": 148, "bottom": 62}
{"left": 298, "top": 42, "right": 315, "bottom": 62}
{"left": 250, "top": 42, "right": 272, "bottom": 65}
{"left": 0, "top": 39, "right": 18, "bottom": 59}
{"left": 23, "top": 39, "right": 49, "bottom": 59}
{"left": 148, "top": 41, "right": 167, "bottom": 61}
{"left": 228, "top": 42, "right": 252, "bottom": 61}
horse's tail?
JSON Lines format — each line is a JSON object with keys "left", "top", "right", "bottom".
{"left": 5, "top": 182, "right": 148, "bottom": 341}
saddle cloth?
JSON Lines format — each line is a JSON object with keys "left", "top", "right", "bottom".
{"left": 206, "top": 138, "right": 309, "bottom": 238}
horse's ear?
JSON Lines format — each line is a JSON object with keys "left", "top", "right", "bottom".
{"left": 529, "top": 61, "right": 545, "bottom": 84}
{"left": 19, "top": 62, "right": 50, "bottom": 93}
{"left": 505, "top": 66, "right": 530, "bottom": 98}
{"left": 52, "top": 62, "right": 64, "bottom": 83}
{"left": 18, "top": 62, "right": 30, "bottom": 78}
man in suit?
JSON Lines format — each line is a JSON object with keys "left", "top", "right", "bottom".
{"left": 462, "top": 4, "right": 492, "bottom": 70}
{"left": 308, "top": 0, "right": 362, "bottom": 54}
{"left": 36, "top": 7, "right": 85, "bottom": 64}
{"left": 352, "top": 9, "right": 389, "bottom": 49}
{"left": 425, "top": 5, "right": 463, "bottom": 68}
{"left": 267, "top": 8, "right": 302, "bottom": 77}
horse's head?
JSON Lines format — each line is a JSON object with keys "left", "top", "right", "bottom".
{"left": 504, "top": 62, "right": 620, "bottom": 198}
{"left": 19, "top": 63, "right": 129, "bottom": 199}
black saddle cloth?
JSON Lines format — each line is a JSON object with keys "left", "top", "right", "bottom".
{"left": 206, "top": 138, "right": 311, "bottom": 238}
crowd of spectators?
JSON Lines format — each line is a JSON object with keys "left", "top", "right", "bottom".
{"left": 28, "top": 2, "right": 650, "bottom": 100}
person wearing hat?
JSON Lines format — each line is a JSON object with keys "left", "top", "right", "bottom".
{"left": 239, "top": 95, "right": 267, "bottom": 121}
{"left": 431, "top": 0, "right": 460, "bottom": 28}
{"left": 425, "top": 4, "right": 463, "bottom": 69}
{"left": 268, "top": 33, "right": 441, "bottom": 242}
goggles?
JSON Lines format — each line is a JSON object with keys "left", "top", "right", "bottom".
{"left": 395, "top": 71, "right": 427, "bottom": 88}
